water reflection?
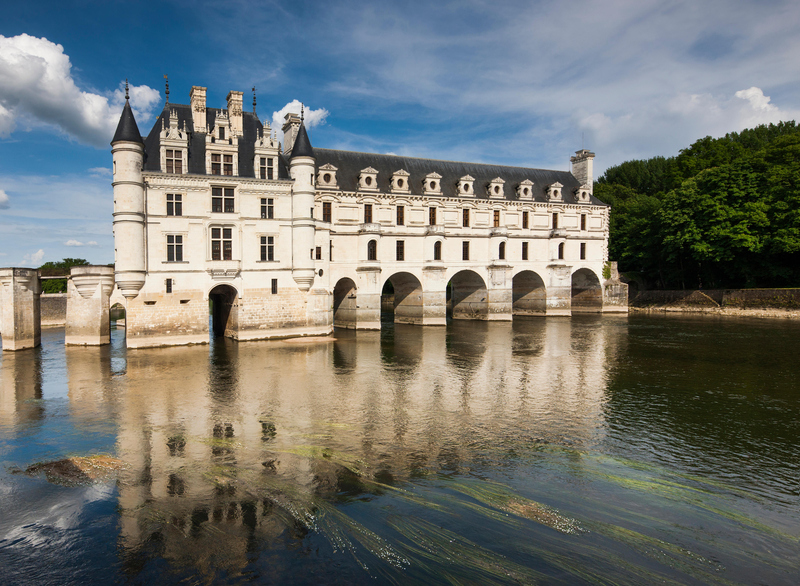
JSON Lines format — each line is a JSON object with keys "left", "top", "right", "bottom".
{"left": 0, "top": 348, "right": 44, "bottom": 429}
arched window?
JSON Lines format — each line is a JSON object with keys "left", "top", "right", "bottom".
{"left": 367, "top": 239, "right": 377, "bottom": 261}
{"left": 434, "top": 241, "right": 442, "bottom": 261}
{"left": 499, "top": 241, "right": 506, "bottom": 260}
{"left": 558, "top": 242, "right": 565, "bottom": 260}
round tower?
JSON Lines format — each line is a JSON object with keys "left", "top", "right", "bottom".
{"left": 289, "top": 112, "right": 317, "bottom": 291}
{"left": 111, "top": 83, "right": 147, "bottom": 299}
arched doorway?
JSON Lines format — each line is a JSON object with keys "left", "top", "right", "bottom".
{"left": 209, "top": 284, "right": 238, "bottom": 338}
{"left": 382, "top": 272, "right": 423, "bottom": 325}
{"left": 512, "top": 271, "right": 546, "bottom": 316}
{"left": 571, "top": 268, "right": 602, "bottom": 312}
{"left": 448, "top": 270, "right": 488, "bottom": 320}
{"left": 333, "top": 278, "right": 358, "bottom": 329}
{"left": 109, "top": 302, "right": 125, "bottom": 329}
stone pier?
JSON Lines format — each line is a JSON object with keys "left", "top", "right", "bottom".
{"left": 0, "top": 268, "right": 41, "bottom": 351}
{"left": 65, "top": 266, "right": 115, "bottom": 346}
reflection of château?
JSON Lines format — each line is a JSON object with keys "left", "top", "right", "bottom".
{"left": 89, "top": 320, "right": 619, "bottom": 575}
{"left": 111, "top": 84, "right": 627, "bottom": 348}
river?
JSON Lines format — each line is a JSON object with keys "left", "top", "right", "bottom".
{"left": 1, "top": 315, "right": 798, "bottom": 584}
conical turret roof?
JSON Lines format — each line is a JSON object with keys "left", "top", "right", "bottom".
{"left": 290, "top": 122, "right": 314, "bottom": 159}
{"left": 111, "top": 100, "right": 144, "bottom": 145}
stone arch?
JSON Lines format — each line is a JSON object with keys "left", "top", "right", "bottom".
{"left": 512, "top": 270, "right": 546, "bottom": 316}
{"left": 333, "top": 277, "right": 358, "bottom": 329}
{"left": 448, "top": 270, "right": 488, "bottom": 320}
{"left": 110, "top": 302, "right": 125, "bottom": 329}
{"left": 571, "top": 268, "right": 602, "bottom": 312}
{"left": 209, "top": 283, "right": 239, "bottom": 338}
{"left": 382, "top": 272, "right": 424, "bottom": 325}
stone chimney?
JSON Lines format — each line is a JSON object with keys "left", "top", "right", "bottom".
{"left": 190, "top": 86, "right": 207, "bottom": 132}
{"left": 570, "top": 149, "right": 595, "bottom": 193}
{"left": 226, "top": 91, "right": 244, "bottom": 136}
{"left": 282, "top": 112, "right": 301, "bottom": 154}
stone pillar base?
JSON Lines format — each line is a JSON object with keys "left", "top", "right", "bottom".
{"left": 0, "top": 268, "right": 41, "bottom": 351}
{"left": 65, "top": 266, "right": 115, "bottom": 346}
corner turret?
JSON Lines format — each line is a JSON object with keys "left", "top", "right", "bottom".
{"left": 289, "top": 112, "right": 317, "bottom": 291}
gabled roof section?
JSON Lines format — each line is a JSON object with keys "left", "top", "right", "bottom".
{"left": 111, "top": 101, "right": 144, "bottom": 145}
{"left": 313, "top": 149, "right": 607, "bottom": 205}
{"left": 290, "top": 122, "right": 314, "bottom": 159}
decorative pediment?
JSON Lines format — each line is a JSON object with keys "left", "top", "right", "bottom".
{"left": 391, "top": 169, "right": 410, "bottom": 193}
{"left": 574, "top": 183, "right": 591, "bottom": 203}
{"left": 488, "top": 177, "right": 506, "bottom": 198}
{"left": 318, "top": 164, "right": 339, "bottom": 189}
{"left": 423, "top": 172, "right": 442, "bottom": 195}
{"left": 358, "top": 167, "right": 379, "bottom": 191}
{"left": 517, "top": 179, "right": 534, "bottom": 200}
{"left": 547, "top": 181, "right": 563, "bottom": 201}
{"left": 457, "top": 174, "right": 475, "bottom": 196}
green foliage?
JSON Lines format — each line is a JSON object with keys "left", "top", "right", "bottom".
{"left": 599, "top": 121, "right": 800, "bottom": 288}
{"left": 38, "top": 258, "right": 90, "bottom": 276}
{"left": 41, "top": 279, "right": 67, "bottom": 294}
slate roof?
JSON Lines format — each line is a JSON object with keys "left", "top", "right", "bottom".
{"left": 290, "top": 122, "right": 314, "bottom": 159}
{"left": 111, "top": 101, "right": 143, "bottom": 145}
{"left": 141, "top": 103, "right": 290, "bottom": 179}
{"left": 314, "top": 149, "right": 607, "bottom": 206}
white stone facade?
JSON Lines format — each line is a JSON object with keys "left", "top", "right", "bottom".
{"left": 110, "top": 85, "right": 626, "bottom": 348}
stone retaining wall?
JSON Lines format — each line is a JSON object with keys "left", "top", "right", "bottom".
{"left": 631, "top": 289, "right": 800, "bottom": 309}
{"left": 41, "top": 293, "right": 67, "bottom": 326}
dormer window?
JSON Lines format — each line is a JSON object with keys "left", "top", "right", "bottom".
{"left": 391, "top": 170, "right": 410, "bottom": 193}
{"left": 423, "top": 172, "right": 442, "bottom": 196}
{"left": 547, "top": 182, "right": 563, "bottom": 201}
{"left": 517, "top": 179, "right": 534, "bottom": 200}
{"left": 458, "top": 175, "right": 474, "bottom": 196}
{"left": 166, "top": 149, "right": 183, "bottom": 174}
{"left": 574, "top": 184, "right": 591, "bottom": 203}
{"left": 488, "top": 177, "right": 505, "bottom": 198}
{"left": 358, "top": 167, "right": 379, "bottom": 191}
{"left": 317, "top": 164, "right": 339, "bottom": 189}
{"left": 219, "top": 126, "right": 225, "bottom": 140}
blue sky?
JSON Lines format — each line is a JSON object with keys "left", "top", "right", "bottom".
{"left": 2, "top": 0, "right": 799, "bottom": 266}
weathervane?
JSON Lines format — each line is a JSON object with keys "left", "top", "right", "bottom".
{"left": 164, "top": 74, "right": 169, "bottom": 104}
{"left": 252, "top": 86, "right": 257, "bottom": 114}
{"left": 125, "top": 79, "right": 129, "bottom": 100}
{"left": 301, "top": 103, "right": 304, "bottom": 122}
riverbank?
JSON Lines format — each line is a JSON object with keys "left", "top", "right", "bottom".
{"left": 629, "top": 288, "right": 800, "bottom": 319}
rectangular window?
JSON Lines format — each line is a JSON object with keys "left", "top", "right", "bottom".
{"left": 315, "top": 246, "right": 322, "bottom": 260}
{"left": 429, "top": 207, "right": 437, "bottom": 226}
{"left": 212, "top": 187, "right": 234, "bottom": 213}
{"left": 260, "top": 236, "right": 274, "bottom": 261}
{"left": 211, "top": 153, "right": 221, "bottom": 175}
{"left": 167, "top": 193, "right": 182, "bottom": 216}
{"left": 323, "top": 202, "right": 332, "bottom": 223}
{"left": 522, "top": 211, "right": 529, "bottom": 229}
{"left": 167, "top": 234, "right": 183, "bottom": 262}
{"left": 165, "top": 278, "right": 172, "bottom": 294}
{"left": 364, "top": 204, "right": 373, "bottom": 224}
{"left": 397, "top": 205, "right": 404, "bottom": 226}
{"left": 396, "top": 240, "right": 404, "bottom": 261}
{"left": 223, "top": 154, "right": 233, "bottom": 176}
{"left": 553, "top": 213, "right": 559, "bottom": 229}
{"left": 462, "top": 241, "right": 470, "bottom": 260}
{"left": 260, "top": 157, "right": 267, "bottom": 179}
{"left": 580, "top": 242, "right": 586, "bottom": 260}
{"left": 493, "top": 210, "right": 500, "bottom": 228}
{"left": 267, "top": 158, "right": 274, "bottom": 180}
{"left": 463, "top": 209, "right": 469, "bottom": 227}
{"left": 166, "top": 149, "right": 182, "bottom": 174}
{"left": 219, "top": 127, "right": 225, "bottom": 141}
{"left": 522, "top": 241, "right": 529, "bottom": 260}
{"left": 211, "top": 227, "right": 232, "bottom": 260}
{"left": 271, "top": 278, "right": 278, "bottom": 294}
{"left": 581, "top": 214, "right": 587, "bottom": 231}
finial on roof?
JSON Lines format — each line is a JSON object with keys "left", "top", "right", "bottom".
{"left": 301, "top": 103, "right": 304, "bottom": 122}
{"left": 252, "top": 86, "right": 257, "bottom": 114}
{"left": 125, "top": 79, "right": 129, "bottom": 100}
{"left": 164, "top": 74, "right": 169, "bottom": 104}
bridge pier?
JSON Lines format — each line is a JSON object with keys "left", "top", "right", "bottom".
{"left": 486, "top": 264, "right": 513, "bottom": 321}
{"left": 65, "top": 266, "right": 115, "bottom": 346}
{"left": 546, "top": 264, "right": 573, "bottom": 316}
{"left": 0, "top": 268, "right": 41, "bottom": 351}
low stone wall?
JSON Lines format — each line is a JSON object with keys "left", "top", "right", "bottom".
{"left": 631, "top": 289, "right": 800, "bottom": 310}
{"left": 41, "top": 293, "right": 67, "bottom": 326}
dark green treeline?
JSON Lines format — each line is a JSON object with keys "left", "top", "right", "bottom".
{"left": 596, "top": 121, "right": 800, "bottom": 289}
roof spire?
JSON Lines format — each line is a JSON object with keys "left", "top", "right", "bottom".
{"left": 301, "top": 103, "right": 304, "bottom": 122}
{"left": 164, "top": 74, "right": 169, "bottom": 104}
{"left": 252, "top": 86, "right": 257, "bottom": 114}
{"left": 125, "top": 79, "right": 129, "bottom": 100}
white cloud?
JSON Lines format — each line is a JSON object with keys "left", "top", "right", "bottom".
{"left": 64, "top": 239, "right": 97, "bottom": 247}
{"left": 271, "top": 100, "right": 329, "bottom": 142}
{"left": 22, "top": 248, "right": 44, "bottom": 266}
{"left": 0, "top": 189, "right": 9, "bottom": 209}
{"left": 734, "top": 87, "right": 776, "bottom": 113}
{"left": 0, "top": 34, "right": 161, "bottom": 147}
{"left": 88, "top": 167, "right": 111, "bottom": 177}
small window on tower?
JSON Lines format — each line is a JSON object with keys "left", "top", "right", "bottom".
{"left": 315, "top": 246, "right": 322, "bottom": 260}
{"left": 522, "top": 241, "right": 529, "bottom": 260}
